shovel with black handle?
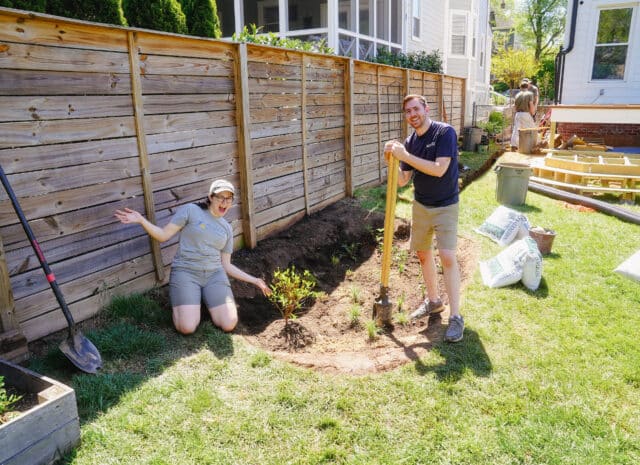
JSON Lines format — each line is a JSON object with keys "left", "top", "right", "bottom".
{"left": 0, "top": 164, "right": 102, "bottom": 374}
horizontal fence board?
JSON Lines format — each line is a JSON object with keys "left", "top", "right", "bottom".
{"left": 0, "top": 95, "right": 134, "bottom": 122}
{"left": 0, "top": 69, "right": 132, "bottom": 96}
{"left": 140, "top": 74, "right": 235, "bottom": 94}
{"left": 139, "top": 53, "right": 234, "bottom": 77}
{"left": 143, "top": 110, "right": 236, "bottom": 135}
{"left": 142, "top": 93, "right": 236, "bottom": 114}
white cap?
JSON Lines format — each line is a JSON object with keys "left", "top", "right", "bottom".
{"left": 209, "top": 179, "right": 235, "bottom": 195}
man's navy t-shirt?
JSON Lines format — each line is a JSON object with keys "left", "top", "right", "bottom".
{"left": 400, "top": 121, "right": 459, "bottom": 208}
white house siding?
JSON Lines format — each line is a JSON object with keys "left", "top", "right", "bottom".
{"left": 560, "top": 0, "right": 640, "bottom": 104}
{"left": 405, "top": 0, "right": 447, "bottom": 55}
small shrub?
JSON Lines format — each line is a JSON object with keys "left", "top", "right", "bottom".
{"left": 268, "top": 266, "right": 317, "bottom": 324}
{"left": 393, "top": 311, "right": 409, "bottom": 326}
{"left": 177, "top": 0, "right": 221, "bottom": 38}
{"left": 369, "top": 49, "right": 443, "bottom": 73}
{"left": 0, "top": 375, "right": 22, "bottom": 422}
{"left": 365, "top": 320, "right": 380, "bottom": 341}
{"left": 232, "top": 24, "right": 334, "bottom": 54}
{"left": 123, "top": 0, "right": 187, "bottom": 34}
{"left": 46, "top": 0, "right": 127, "bottom": 26}
{"left": 349, "top": 286, "right": 361, "bottom": 304}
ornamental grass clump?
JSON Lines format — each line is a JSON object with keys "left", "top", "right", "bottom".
{"left": 268, "top": 266, "right": 317, "bottom": 325}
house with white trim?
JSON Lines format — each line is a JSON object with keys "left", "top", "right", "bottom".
{"left": 217, "top": 0, "right": 493, "bottom": 126}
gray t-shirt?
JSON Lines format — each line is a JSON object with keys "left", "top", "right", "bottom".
{"left": 170, "top": 203, "right": 233, "bottom": 272}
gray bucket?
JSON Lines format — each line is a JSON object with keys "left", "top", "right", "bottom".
{"left": 495, "top": 162, "right": 532, "bottom": 206}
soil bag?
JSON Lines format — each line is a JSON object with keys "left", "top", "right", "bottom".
{"left": 480, "top": 236, "right": 543, "bottom": 291}
{"left": 475, "top": 205, "right": 530, "bottom": 247}
{"left": 614, "top": 250, "right": 640, "bottom": 283}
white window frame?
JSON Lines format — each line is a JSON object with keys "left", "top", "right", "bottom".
{"left": 590, "top": 6, "right": 635, "bottom": 81}
{"left": 412, "top": 0, "right": 421, "bottom": 40}
{"left": 450, "top": 11, "right": 468, "bottom": 57}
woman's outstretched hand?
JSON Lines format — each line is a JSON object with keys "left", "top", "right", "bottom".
{"left": 114, "top": 207, "right": 144, "bottom": 225}
{"left": 254, "top": 278, "right": 272, "bottom": 296}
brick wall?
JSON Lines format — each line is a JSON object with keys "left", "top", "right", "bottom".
{"left": 557, "top": 123, "right": 640, "bottom": 147}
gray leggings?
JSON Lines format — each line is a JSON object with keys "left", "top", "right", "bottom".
{"left": 169, "top": 267, "right": 234, "bottom": 308}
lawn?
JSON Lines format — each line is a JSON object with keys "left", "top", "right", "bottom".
{"left": 28, "top": 151, "right": 640, "bottom": 465}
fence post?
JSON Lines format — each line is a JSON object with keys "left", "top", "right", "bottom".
{"left": 343, "top": 59, "right": 354, "bottom": 197}
{"left": 127, "top": 31, "right": 165, "bottom": 283}
{"left": 0, "top": 236, "right": 28, "bottom": 362}
{"left": 376, "top": 67, "right": 383, "bottom": 183}
{"left": 301, "top": 54, "right": 310, "bottom": 215}
{"left": 234, "top": 43, "right": 257, "bottom": 249}
{"left": 403, "top": 69, "right": 410, "bottom": 139}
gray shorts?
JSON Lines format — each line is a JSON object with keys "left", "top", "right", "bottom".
{"left": 169, "top": 267, "right": 233, "bottom": 308}
{"left": 410, "top": 201, "right": 459, "bottom": 251}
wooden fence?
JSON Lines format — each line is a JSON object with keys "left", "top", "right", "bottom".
{"left": 0, "top": 7, "right": 465, "bottom": 343}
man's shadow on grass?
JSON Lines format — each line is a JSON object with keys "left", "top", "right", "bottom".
{"left": 386, "top": 315, "right": 492, "bottom": 382}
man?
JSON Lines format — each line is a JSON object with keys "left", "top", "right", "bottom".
{"left": 384, "top": 95, "right": 464, "bottom": 343}
{"left": 510, "top": 80, "right": 536, "bottom": 150}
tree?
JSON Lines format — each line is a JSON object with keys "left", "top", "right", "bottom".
{"left": 491, "top": 46, "right": 537, "bottom": 92}
{"left": 46, "top": 0, "right": 127, "bottom": 26}
{"left": 123, "top": 0, "right": 187, "bottom": 34}
{"left": 517, "top": 0, "right": 565, "bottom": 61}
{"left": 0, "top": 0, "right": 45, "bottom": 12}
{"left": 177, "top": 0, "right": 221, "bottom": 38}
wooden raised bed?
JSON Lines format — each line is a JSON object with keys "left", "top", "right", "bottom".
{"left": 0, "top": 359, "right": 80, "bottom": 465}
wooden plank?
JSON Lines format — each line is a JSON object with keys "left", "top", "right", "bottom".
{"left": 128, "top": 31, "right": 163, "bottom": 282}
{"left": 140, "top": 74, "right": 235, "bottom": 94}
{"left": 234, "top": 43, "right": 257, "bottom": 248}
{"left": 144, "top": 110, "right": 236, "bottom": 135}
{"left": 0, "top": 235, "right": 19, "bottom": 332}
{"left": 0, "top": 69, "right": 131, "bottom": 96}
{"left": 0, "top": 95, "right": 134, "bottom": 122}
{"left": 143, "top": 93, "right": 236, "bottom": 115}
{"left": 138, "top": 53, "right": 234, "bottom": 77}
{"left": 146, "top": 126, "right": 237, "bottom": 154}
{"left": 0, "top": 116, "right": 136, "bottom": 150}
{"left": 0, "top": 41, "right": 130, "bottom": 73}
{"left": 135, "top": 31, "right": 235, "bottom": 59}
{"left": 301, "top": 54, "right": 310, "bottom": 216}
{"left": 0, "top": 11, "right": 128, "bottom": 51}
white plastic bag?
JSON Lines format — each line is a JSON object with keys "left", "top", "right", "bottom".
{"left": 614, "top": 250, "right": 640, "bottom": 283}
{"left": 475, "top": 206, "right": 530, "bottom": 247}
{"left": 480, "top": 237, "right": 542, "bottom": 290}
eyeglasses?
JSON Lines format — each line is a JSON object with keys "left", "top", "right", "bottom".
{"left": 213, "top": 194, "right": 234, "bottom": 203}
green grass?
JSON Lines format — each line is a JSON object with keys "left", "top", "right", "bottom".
{"left": 30, "top": 158, "right": 640, "bottom": 465}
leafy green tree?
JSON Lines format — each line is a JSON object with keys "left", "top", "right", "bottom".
{"left": 177, "top": 0, "right": 221, "bottom": 38}
{"left": 516, "top": 0, "right": 565, "bottom": 61}
{"left": 123, "top": 0, "right": 187, "bottom": 34}
{"left": 46, "top": 0, "right": 127, "bottom": 26}
{"left": 0, "top": 0, "right": 46, "bottom": 12}
{"left": 491, "top": 46, "right": 537, "bottom": 91}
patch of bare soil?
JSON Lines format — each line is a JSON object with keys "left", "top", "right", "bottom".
{"left": 231, "top": 197, "right": 480, "bottom": 375}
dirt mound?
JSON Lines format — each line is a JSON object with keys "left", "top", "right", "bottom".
{"left": 231, "top": 197, "right": 480, "bottom": 374}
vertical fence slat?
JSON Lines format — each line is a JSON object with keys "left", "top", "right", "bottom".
{"left": 376, "top": 67, "right": 383, "bottom": 183}
{"left": 234, "top": 43, "right": 257, "bottom": 249}
{"left": 301, "top": 54, "right": 310, "bottom": 215}
{"left": 127, "top": 31, "right": 164, "bottom": 282}
{"left": 344, "top": 59, "right": 354, "bottom": 197}
{"left": 403, "top": 69, "right": 410, "bottom": 139}
{"left": 0, "top": 235, "right": 28, "bottom": 362}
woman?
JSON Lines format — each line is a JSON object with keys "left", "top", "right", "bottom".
{"left": 114, "top": 179, "right": 271, "bottom": 334}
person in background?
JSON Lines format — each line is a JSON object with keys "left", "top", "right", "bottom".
{"left": 384, "top": 94, "right": 465, "bottom": 343}
{"left": 114, "top": 179, "right": 271, "bottom": 335}
{"left": 523, "top": 78, "right": 539, "bottom": 118}
{"left": 510, "top": 80, "right": 536, "bottom": 151}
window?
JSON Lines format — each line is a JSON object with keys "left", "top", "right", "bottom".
{"left": 451, "top": 14, "right": 467, "bottom": 55}
{"left": 592, "top": 7, "right": 633, "bottom": 80}
{"left": 412, "top": 0, "right": 421, "bottom": 38}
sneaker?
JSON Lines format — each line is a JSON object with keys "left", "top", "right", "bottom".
{"left": 445, "top": 315, "right": 464, "bottom": 343}
{"left": 410, "top": 299, "right": 445, "bottom": 319}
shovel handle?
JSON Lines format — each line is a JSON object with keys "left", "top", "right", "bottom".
{"left": 380, "top": 156, "right": 399, "bottom": 287}
{"left": 0, "top": 164, "right": 76, "bottom": 334}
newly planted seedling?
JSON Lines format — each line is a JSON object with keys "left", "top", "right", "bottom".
{"left": 268, "top": 266, "right": 318, "bottom": 325}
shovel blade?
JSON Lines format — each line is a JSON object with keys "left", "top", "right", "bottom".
{"left": 59, "top": 331, "right": 102, "bottom": 374}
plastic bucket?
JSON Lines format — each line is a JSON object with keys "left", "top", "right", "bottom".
{"left": 495, "top": 162, "right": 532, "bottom": 206}
{"left": 518, "top": 128, "right": 538, "bottom": 154}
{"left": 463, "top": 127, "right": 483, "bottom": 152}
{"left": 529, "top": 228, "right": 556, "bottom": 255}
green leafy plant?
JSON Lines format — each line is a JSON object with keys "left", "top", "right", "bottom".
{"left": 394, "top": 248, "right": 408, "bottom": 274}
{"left": 349, "top": 286, "right": 361, "bottom": 304}
{"left": 369, "top": 49, "right": 443, "bottom": 73}
{"left": 365, "top": 319, "right": 380, "bottom": 341}
{"left": 0, "top": 375, "right": 22, "bottom": 423}
{"left": 478, "top": 111, "right": 506, "bottom": 138}
{"left": 232, "top": 24, "right": 334, "bottom": 54}
{"left": 268, "top": 266, "right": 318, "bottom": 325}
{"left": 393, "top": 311, "right": 409, "bottom": 326}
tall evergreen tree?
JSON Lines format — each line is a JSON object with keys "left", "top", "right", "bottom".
{"left": 0, "top": 0, "right": 46, "bottom": 12}
{"left": 123, "top": 0, "right": 187, "bottom": 34}
{"left": 46, "top": 0, "right": 127, "bottom": 26}
{"left": 178, "top": 0, "right": 221, "bottom": 38}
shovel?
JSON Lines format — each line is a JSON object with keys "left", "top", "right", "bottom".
{"left": 0, "top": 164, "right": 102, "bottom": 374}
{"left": 373, "top": 154, "right": 399, "bottom": 326}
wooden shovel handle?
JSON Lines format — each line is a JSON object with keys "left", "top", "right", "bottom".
{"left": 380, "top": 156, "right": 399, "bottom": 287}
